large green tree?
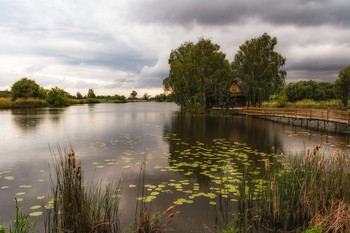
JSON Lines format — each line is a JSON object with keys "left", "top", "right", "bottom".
{"left": 163, "top": 38, "right": 233, "bottom": 112}
{"left": 334, "top": 65, "right": 350, "bottom": 107}
{"left": 232, "top": 33, "right": 286, "bottom": 106}
{"left": 285, "top": 80, "right": 335, "bottom": 102}
{"left": 11, "top": 78, "right": 41, "bottom": 100}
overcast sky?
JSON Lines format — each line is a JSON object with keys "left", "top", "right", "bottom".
{"left": 0, "top": 0, "right": 349, "bottom": 96}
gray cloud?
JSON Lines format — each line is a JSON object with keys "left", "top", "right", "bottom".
{"left": 0, "top": 0, "right": 349, "bottom": 95}
{"left": 126, "top": 0, "right": 350, "bottom": 27}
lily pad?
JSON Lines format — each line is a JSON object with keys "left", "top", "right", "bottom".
{"left": 29, "top": 211, "right": 43, "bottom": 217}
{"left": 30, "top": 205, "right": 41, "bottom": 210}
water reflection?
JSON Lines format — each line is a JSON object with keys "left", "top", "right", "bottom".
{"left": 11, "top": 108, "right": 45, "bottom": 132}
{"left": 48, "top": 108, "right": 64, "bottom": 124}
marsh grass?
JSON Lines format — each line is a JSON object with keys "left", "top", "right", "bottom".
{"left": 0, "top": 98, "right": 48, "bottom": 109}
{"left": 45, "top": 147, "right": 121, "bottom": 233}
{"left": 133, "top": 160, "right": 179, "bottom": 233}
{"left": 231, "top": 145, "right": 350, "bottom": 232}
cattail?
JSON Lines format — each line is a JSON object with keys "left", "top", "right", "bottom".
{"left": 303, "top": 156, "right": 307, "bottom": 165}
{"left": 318, "top": 160, "right": 325, "bottom": 170}
{"left": 280, "top": 152, "right": 286, "bottom": 158}
{"left": 272, "top": 146, "right": 275, "bottom": 153}
{"left": 283, "top": 163, "right": 291, "bottom": 171}
{"left": 167, "top": 206, "right": 174, "bottom": 212}
{"left": 343, "top": 152, "right": 347, "bottom": 159}
{"left": 72, "top": 157, "right": 76, "bottom": 168}
{"left": 306, "top": 147, "right": 310, "bottom": 156}
{"left": 265, "top": 159, "right": 270, "bottom": 171}
{"left": 167, "top": 213, "right": 175, "bottom": 219}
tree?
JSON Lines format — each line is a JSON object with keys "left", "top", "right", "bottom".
{"left": 87, "top": 89, "right": 96, "bottom": 98}
{"left": 129, "top": 90, "right": 137, "bottom": 100}
{"left": 76, "top": 92, "right": 83, "bottom": 99}
{"left": 143, "top": 93, "right": 150, "bottom": 100}
{"left": 163, "top": 38, "right": 233, "bottom": 112}
{"left": 285, "top": 80, "right": 335, "bottom": 102}
{"left": 11, "top": 78, "right": 40, "bottom": 100}
{"left": 232, "top": 33, "right": 286, "bottom": 106}
{"left": 334, "top": 65, "right": 350, "bottom": 107}
{"left": 46, "top": 87, "right": 71, "bottom": 106}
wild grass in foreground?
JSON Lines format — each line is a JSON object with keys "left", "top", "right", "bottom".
{"left": 227, "top": 145, "right": 350, "bottom": 232}
{"left": 133, "top": 161, "right": 179, "bottom": 233}
{"left": 0, "top": 200, "right": 37, "bottom": 233}
{"left": 45, "top": 147, "right": 121, "bottom": 233}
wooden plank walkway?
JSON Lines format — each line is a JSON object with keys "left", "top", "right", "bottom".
{"left": 238, "top": 107, "right": 350, "bottom": 125}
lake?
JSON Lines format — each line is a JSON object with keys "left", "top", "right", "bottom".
{"left": 0, "top": 102, "right": 349, "bottom": 232}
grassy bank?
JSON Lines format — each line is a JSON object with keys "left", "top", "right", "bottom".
{"left": 0, "top": 98, "right": 48, "bottom": 109}
{"left": 262, "top": 99, "right": 349, "bottom": 109}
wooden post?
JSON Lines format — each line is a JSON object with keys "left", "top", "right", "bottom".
{"left": 327, "top": 110, "right": 329, "bottom": 121}
{"left": 348, "top": 113, "right": 350, "bottom": 125}
{"left": 309, "top": 110, "right": 312, "bottom": 119}
{"left": 321, "top": 111, "right": 323, "bottom": 119}
{"left": 295, "top": 109, "right": 297, "bottom": 119}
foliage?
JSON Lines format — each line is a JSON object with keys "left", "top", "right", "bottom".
{"left": 262, "top": 99, "right": 344, "bottom": 109}
{"left": 334, "top": 65, "right": 350, "bottom": 107}
{"left": 76, "top": 91, "right": 83, "bottom": 99}
{"left": 276, "top": 94, "right": 288, "bottom": 107}
{"left": 46, "top": 148, "right": 121, "bottom": 233}
{"left": 154, "top": 93, "right": 173, "bottom": 102}
{"left": 0, "top": 90, "right": 11, "bottom": 98}
{"left": 11, "top": 78, "right": 41, "bottom": 101}
{"left": 163, "top": 38, "right": 233, "bottom": 113}
{"left": 143, "top": 93, "right": 150, "bottom": 100}
{"left": 46, "top": 87, "right": 71, "bottom": 107}
{"left": 285, "top": 80, "right": 335, "bottom": 102}
{"left": 86, "top": 98, "right": 100, "bottom": 103}
{"left": 129, "top": 90, "right": 138, "bottom": 100}
{"left": 232, "top": 33, "right": 286, "bottom": 106}
{"left": 87, "top": 89, "right": 96, "bottom": 98}
{"left": 6, "top": 200, "right": 37, "bottom": 233}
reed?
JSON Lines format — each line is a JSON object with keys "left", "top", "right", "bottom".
{"left": 231, "top": 145, "right": 350, "bottom": 232}
{"left": 45, "top": 147, "right": 121, "bottom": 233}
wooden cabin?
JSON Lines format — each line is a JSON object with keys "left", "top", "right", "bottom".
{"left": 230, "top": 82, "right": 246, "bottom": 107}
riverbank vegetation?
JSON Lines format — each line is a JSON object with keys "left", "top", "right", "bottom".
{"left": 222, "top": 145, "right": 350, "bottom": 232}
{"left": 0, "top": 78, "right": 129, "bottom": 109}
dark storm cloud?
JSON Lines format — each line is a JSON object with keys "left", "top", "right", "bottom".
{"left": 127, "top": 0, "right": 350, "bottom": 27}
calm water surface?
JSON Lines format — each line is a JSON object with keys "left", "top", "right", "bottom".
{"left": 0, "top": 103, "right": 349, "bottom": 232}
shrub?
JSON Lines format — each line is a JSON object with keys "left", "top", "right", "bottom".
{"left": 46, "top": 87, "right": 71, "bottom": 107}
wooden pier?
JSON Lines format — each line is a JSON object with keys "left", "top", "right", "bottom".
{"left": 238, "top": 107, "right": 350, "bottom": 131}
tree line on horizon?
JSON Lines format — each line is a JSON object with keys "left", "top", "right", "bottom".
{"left": 0, "top": 78, "right": 174, "bottom": 107}
{"left": 163, "top": 33, "right": 350, "bottom": 112}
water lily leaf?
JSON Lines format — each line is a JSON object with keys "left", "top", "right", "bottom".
{"left": 19, "top": 185, "right": 32, "bottom": 188}
{"left": 129, "top": 184, "right": 136, "bottom": 188}
{"left": 37, "top": 179, "right": 45, "bottom": 182}
{"left": 4, "top": 176, "right": 14, "bottom": 181}
{"left": 16, "top": 198, "right": 23, "bottom": 202}
{"left": 29, "top": 211, "right": 43, "bottom": 217}
{"left": 1, "top": 186, "right": 9, "bottom": 189}
{"left": 209, "top": 201, "right": 216, "bottom": 205}
{"left": 36, "top": 196, "right": 45, "bottom": 200}
{"left": 30, "top": 205, "right": 41, "bottom": 210}
{"left": 16, "top": 192, "right": 26, "bottom": 196}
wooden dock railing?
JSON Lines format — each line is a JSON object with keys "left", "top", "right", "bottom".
{"left": 239, "top": 107, "right": 350, "bottom": 125}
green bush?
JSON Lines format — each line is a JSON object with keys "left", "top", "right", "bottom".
{"left": 46, "top": 87, "right": 71, "bottom": 107}
{"left": 86, "top": 98, "right": 100, "bottom": 103}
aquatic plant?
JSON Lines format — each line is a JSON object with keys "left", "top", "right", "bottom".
{"left": 230, "top": 145, "right": 350, "bottom": 232}
{"left": 45, "top": 147, "right": 121, "bottom": 233}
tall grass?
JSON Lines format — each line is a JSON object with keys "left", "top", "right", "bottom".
{"left": 230, "top": 145, "right": 350, "bottom": 232}
{"left": 45, "top": 147, "right": 121, "bottom": 233}
{"left": 262, "top": 99, "right": 345, "bottom": 109}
